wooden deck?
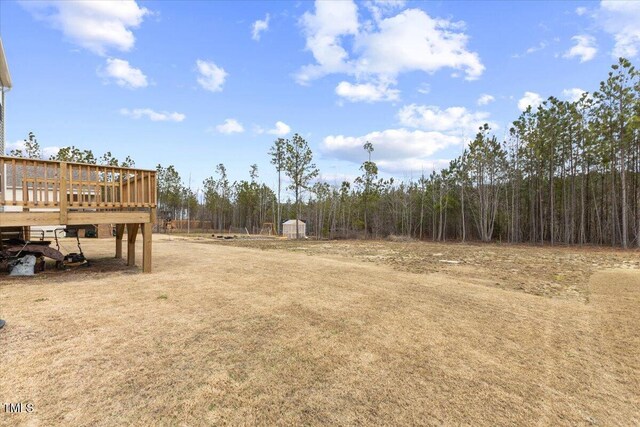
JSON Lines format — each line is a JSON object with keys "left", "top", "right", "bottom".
{"left": 0, "top": 156, "right": 157, "bottom": 272}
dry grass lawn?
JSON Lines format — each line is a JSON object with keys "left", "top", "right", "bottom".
{"left": 1, "top": 235, "right": 639, "bottom": 426}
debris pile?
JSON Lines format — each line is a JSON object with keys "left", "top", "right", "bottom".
{"left": 1, "top": 229, "right": 89, "bottom": 275}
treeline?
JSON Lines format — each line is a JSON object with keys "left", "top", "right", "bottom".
{"left": 8, "top": 59, "right": 640, "bottom": 247}
{"left": 7, "top": 133, "right": 136, "bottom": 167}
{"left": 156, "top": 59, "right": 639, "bottom": 247}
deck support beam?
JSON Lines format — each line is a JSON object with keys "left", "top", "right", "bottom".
{"left": 126, "top": 223, "right": 139, "bottom": 266}
{"left": 0, "top": 211, "right": 152, "bottom": 227}
{"left": 115, "top": 224, "right": 125, "bottom": 258}
{"left": 142, "top": 222, "right": 152, "bottom": 273}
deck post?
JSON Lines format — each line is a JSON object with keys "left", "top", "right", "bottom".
{"left": 126, "top": 223, "right": 139, "bottom": 266}
{"left": 22, "top": 225, "right": 30, "bottom": 241}
{"left": 142, "top": 222, "right": 152, "bottom": 273}
{"left": 115, "top": 224, "right": 125, "bottom": 258}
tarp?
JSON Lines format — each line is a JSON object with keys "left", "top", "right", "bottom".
{"left": 5, "top": 244, "right": 65, "bottom": 261}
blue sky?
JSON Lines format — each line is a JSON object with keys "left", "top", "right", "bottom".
{"left": 2, "top": 0, "right": 639, "bottom": 190}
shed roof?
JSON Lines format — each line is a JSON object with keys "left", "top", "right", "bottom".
{"left": 0, "top": 37, "right": 12, "bottom": 89}
{"left": 283, "top": 219, "right": 305, "bottom": 225}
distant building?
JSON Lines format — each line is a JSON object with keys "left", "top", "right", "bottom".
{"left": 282, "top": 219, "right": 306, "bottom": 239}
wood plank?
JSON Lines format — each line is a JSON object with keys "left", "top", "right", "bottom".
{"left": 69, "top": 163, "right": 76, "bottom": 207}
{"left": 147, "top": 171, "right": 151, "bottom": 206}
{"left": 67, "top": 210, "right": 151, "bottom": 225}
{"left": 53, "top": 163, "right": 58, "bottom": 207}
{"left": 11, "top": 159, "right": 16, "bottom": 205}
{"left": 119, "top": 169, "right": 123, "bottom": 207}
{"left": 0, "top": 211, "right": 60, "bottom": 227}
{"left": 44, "top": 163, "right": 49, "bottom": 205}
{"left": 32, "top": 163, "right": 38, "bottom": 206}
{"left": 59, "top": 162, "right": 68, "bottom": 224}
{"left": 154, "top": 175, "right": 157, "bottom": 205}
{"left": 79, "top": 164, "right": 84, "bottom": 205}
{"left": 142, "top": 221, "right": 152, "bottom": 273}
{"left": 134, "top": 170, "right": 138, "bottom": 206}
{"left": 22, "top": 159, "right": 28, "bottom": 206}
{"left": 92, "top": 166, "right": 97, "bottom": 207}
{"left": 98, "top": 167, "right": 104, "bottom": 206}
{"left": 0, "top": 156, "right": 155, "bottom": 171}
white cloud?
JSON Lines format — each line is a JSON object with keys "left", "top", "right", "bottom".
{"left": 576, "top": 7, "right": 588, "bottom": 16}
{"left": 398, "top": 104, "right": 494, "bottom": 134}
{"left": 296, "top": 1, "right": 484, "bottom": 94}
{"left": 517, "top": 92, "right": 543, "bottom": 111}
{"left": 297, "top": 0, "right": 359, "bottom": 84}
{"left": 120, "top": 108, "right": 185, "bottom": 122}
{"left": 4, "top": 140, "right": 60, "bottom": 158}
{"left": 316, "top": 171, "right": 360, "bottom": 185}
{"left": 598, "top": 0, "right": 640, "bottom": 58}
{"left": 512, "top": 39, "right": 558, "bottom": 59}
{"left": 196, "top": 60, "right": 227, "bottom": 92}
{"left": 526, "top": 41, "right": 547, "bottom": 54}
{"left": 101, "top": 58, "right": 148, "bottom": 88}
{"left": 417, "top": 83, "right": 431, "bottom": 94}
{"left": 22, "top": 0, "right": 149, "bottom": 55}
{"left": 335, "top": 80, "right": 400, "bottom": 102}
{"left": 477, "top": 94, "right": 495, "bottom": 106}
{"left": 252, "top": 14, "right": 270, "bottom": 41}
{"left": 216, "top": 119, "right": 244, "bottom": 134}
{"left": 267, "top": 121, "right": 291, "bottom": 136}
{"left": 377, "top": 158, "right": 452, "bottom": 173}
{"left": 563, "top": 35, "right": 597, "bottom": 62}
{"left": 322, "top": 101, "right": 496, "bottom": 173}
{"left": 322, "top": 128, "right": 459, "bottom": 168}
{"left": 356, "top": 8, "right": 484, "bottom": 80}
{"left": 5, "top": 140, "right": 28, "bottom": 156}
{"left": 5, "top": 140, "right": 27, "bottom": 154}
{"left": 42, "top": 146, "right": 61, "bottom": 158}
{"left": 562, "top": 87, "right": 587, "bottom": 102}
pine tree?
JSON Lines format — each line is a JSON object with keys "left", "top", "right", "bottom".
{"left": 284, "top": 134, "right": 319, "bottom": 239}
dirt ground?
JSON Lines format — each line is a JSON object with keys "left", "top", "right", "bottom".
{"left": 209, "top": 236, "right": 640, "bottom": 303}
{"left": 1, "top": 235, "right": 639, "bottom": 426}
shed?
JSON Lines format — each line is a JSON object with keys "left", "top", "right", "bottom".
{"left": 282, "top": 219, "right": 306, "bottom": 239}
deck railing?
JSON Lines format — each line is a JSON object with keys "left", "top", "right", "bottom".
{"left": 0, "top": 156, "right": 157, "bottom": 209}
